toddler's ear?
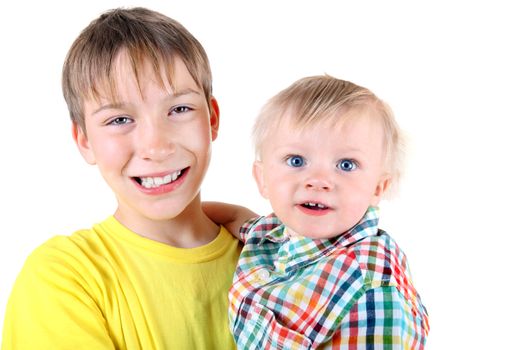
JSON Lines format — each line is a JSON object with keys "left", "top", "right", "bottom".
{"left": 252, "top": 161, "right": 269, "bottom": 199}
{"left": 72, "top": 124, "right": 96, "bottom": 165}
{"left": 371, "top": 175, "right": 391, "bottom": 206}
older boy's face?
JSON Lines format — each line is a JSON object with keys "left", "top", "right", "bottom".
{"left": 74, "top": 53, "right": 219, "bottom": 229}
{"left": 253, "top": 111, "right": 389, "bottom": 239}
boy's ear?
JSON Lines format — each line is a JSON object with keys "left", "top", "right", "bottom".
{"left": 209, "top": 97, "right": 220, "bottom": 141}
{"left": 72, "top": 123, "right": 96, "bottom": 165}
{"left": 370, "top": 174, "right": 391, "bottom": 206}
{"left": 252, "top": 161, "right": 269, "bottom": 199}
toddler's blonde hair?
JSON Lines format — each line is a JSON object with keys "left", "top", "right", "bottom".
{"left": 252, "top": 75, "right": 405, "bottom": 197}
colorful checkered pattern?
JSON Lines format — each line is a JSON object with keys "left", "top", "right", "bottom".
{"left": 228, "top": 207, "right": 429, "bottom": 349}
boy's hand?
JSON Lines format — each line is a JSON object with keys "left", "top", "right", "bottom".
{"left": 203, "top": 202, "right": 258, "bottom": 239}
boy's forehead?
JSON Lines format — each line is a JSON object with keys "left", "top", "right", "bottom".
{"left": 87, "top": 51, "right": 199, "bottom": 104}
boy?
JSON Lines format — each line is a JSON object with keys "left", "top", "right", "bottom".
{"left": 218, "top": 75, "right": 429, "bottom": 348}
{"left": 2, "top": 7, "right": 242, "bottom": 349}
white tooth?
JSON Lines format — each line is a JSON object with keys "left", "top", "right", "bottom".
{"left": 139, "top": 171, "right": 183, "bottom": 189}
{"left": 143, "top": 177, "right": 154, "bottom": 188}
{"left": 304, "top": 202, "right": 326, "bottom": 209}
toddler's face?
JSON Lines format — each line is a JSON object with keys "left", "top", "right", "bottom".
{"left": 253, "top": 110, "right": 389, "bottom": 239}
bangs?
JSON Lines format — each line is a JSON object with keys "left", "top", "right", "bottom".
{"left": 62, "top": 7, "right": 212, "bottom": 130}
{"left": 80, "top": 47, "right": 178, "bottom": 107}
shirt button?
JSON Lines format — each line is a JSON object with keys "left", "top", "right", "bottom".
{"left": 258, "top": 269, "right": 270, "bottom": 280}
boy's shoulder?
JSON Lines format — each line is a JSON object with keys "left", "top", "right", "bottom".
{"left": 30, "top": 222, "right": 106, "bottom": 259}
{"left": 22, "top": 219, "right": 114, "bottom": 281}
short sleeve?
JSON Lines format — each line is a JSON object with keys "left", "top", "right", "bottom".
{"left": 323, "top": 286, "right": 428, "bottom": 349}
{"left": 2, "top": 243, "right": 116, "bottom": 350}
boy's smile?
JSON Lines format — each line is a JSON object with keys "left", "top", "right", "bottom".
{"left": 253, "top": 110, "right": 390, "bottom": 239}
{"left": 132, "top": 167, "right": 189, "bottom": 194}
{"left": 73, "top": 52, "right": 219, "bottom": 243}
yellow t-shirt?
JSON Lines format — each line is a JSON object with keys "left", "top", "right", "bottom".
{"left": 2, "top": 217, "right": 241, "bottom": 350}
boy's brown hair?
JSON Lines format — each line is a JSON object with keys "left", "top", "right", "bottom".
{"left": 62, "top": 7, "right": 213, "bottom": 131}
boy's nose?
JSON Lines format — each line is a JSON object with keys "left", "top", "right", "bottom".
{"left": 137, "top": 124, "right": 176, "bottom": 161}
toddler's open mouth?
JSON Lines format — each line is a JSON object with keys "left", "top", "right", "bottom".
{"left": 301, "top": 202, "right": 329, "bottom": 210}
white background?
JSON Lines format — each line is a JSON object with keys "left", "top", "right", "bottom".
{"left": 1, "top": 1, "right": 524, "bottom": 349}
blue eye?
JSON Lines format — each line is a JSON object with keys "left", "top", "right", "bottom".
{"left": 337, "top": 159, "right": 357, "bottom": 172}
{"left": 108, "top": 116, "right": 132, "bottom": 125}
{"left": 286, "top": 155, "right": 305, "bottom": 167}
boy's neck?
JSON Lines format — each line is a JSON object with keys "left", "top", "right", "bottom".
{"left": 114, "top": 195, "right": 220, "bottom": 248}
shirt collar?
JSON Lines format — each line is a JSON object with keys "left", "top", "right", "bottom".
{"left": 262, "top": 206, "right": 380, "bottom": 272}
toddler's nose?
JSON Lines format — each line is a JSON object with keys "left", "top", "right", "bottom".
{"left": 305, "top": 177, "right": 333, "bottom": 191}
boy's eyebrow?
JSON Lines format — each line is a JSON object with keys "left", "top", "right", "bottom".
{"left": 91, "top": 88, "right": 202, "bottom": 115}
{"left": 92, "top": 102, "right": 126, "bottom": 116}
{"left": 159, "top": 88, "right": 203, "bottom": 105}
{"left": 170, "top": 88, "right": 202, "bottom": 98}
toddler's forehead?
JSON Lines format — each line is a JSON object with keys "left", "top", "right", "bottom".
{"left": 281, "top": 106, "right": 381, "bottom": 133}
{"left": 276, "top": 109, "right": 388, "bottom": 156}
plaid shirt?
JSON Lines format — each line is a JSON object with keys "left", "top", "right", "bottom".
{"left": 228, "top": 207, "right": 429, "bottom": 349}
